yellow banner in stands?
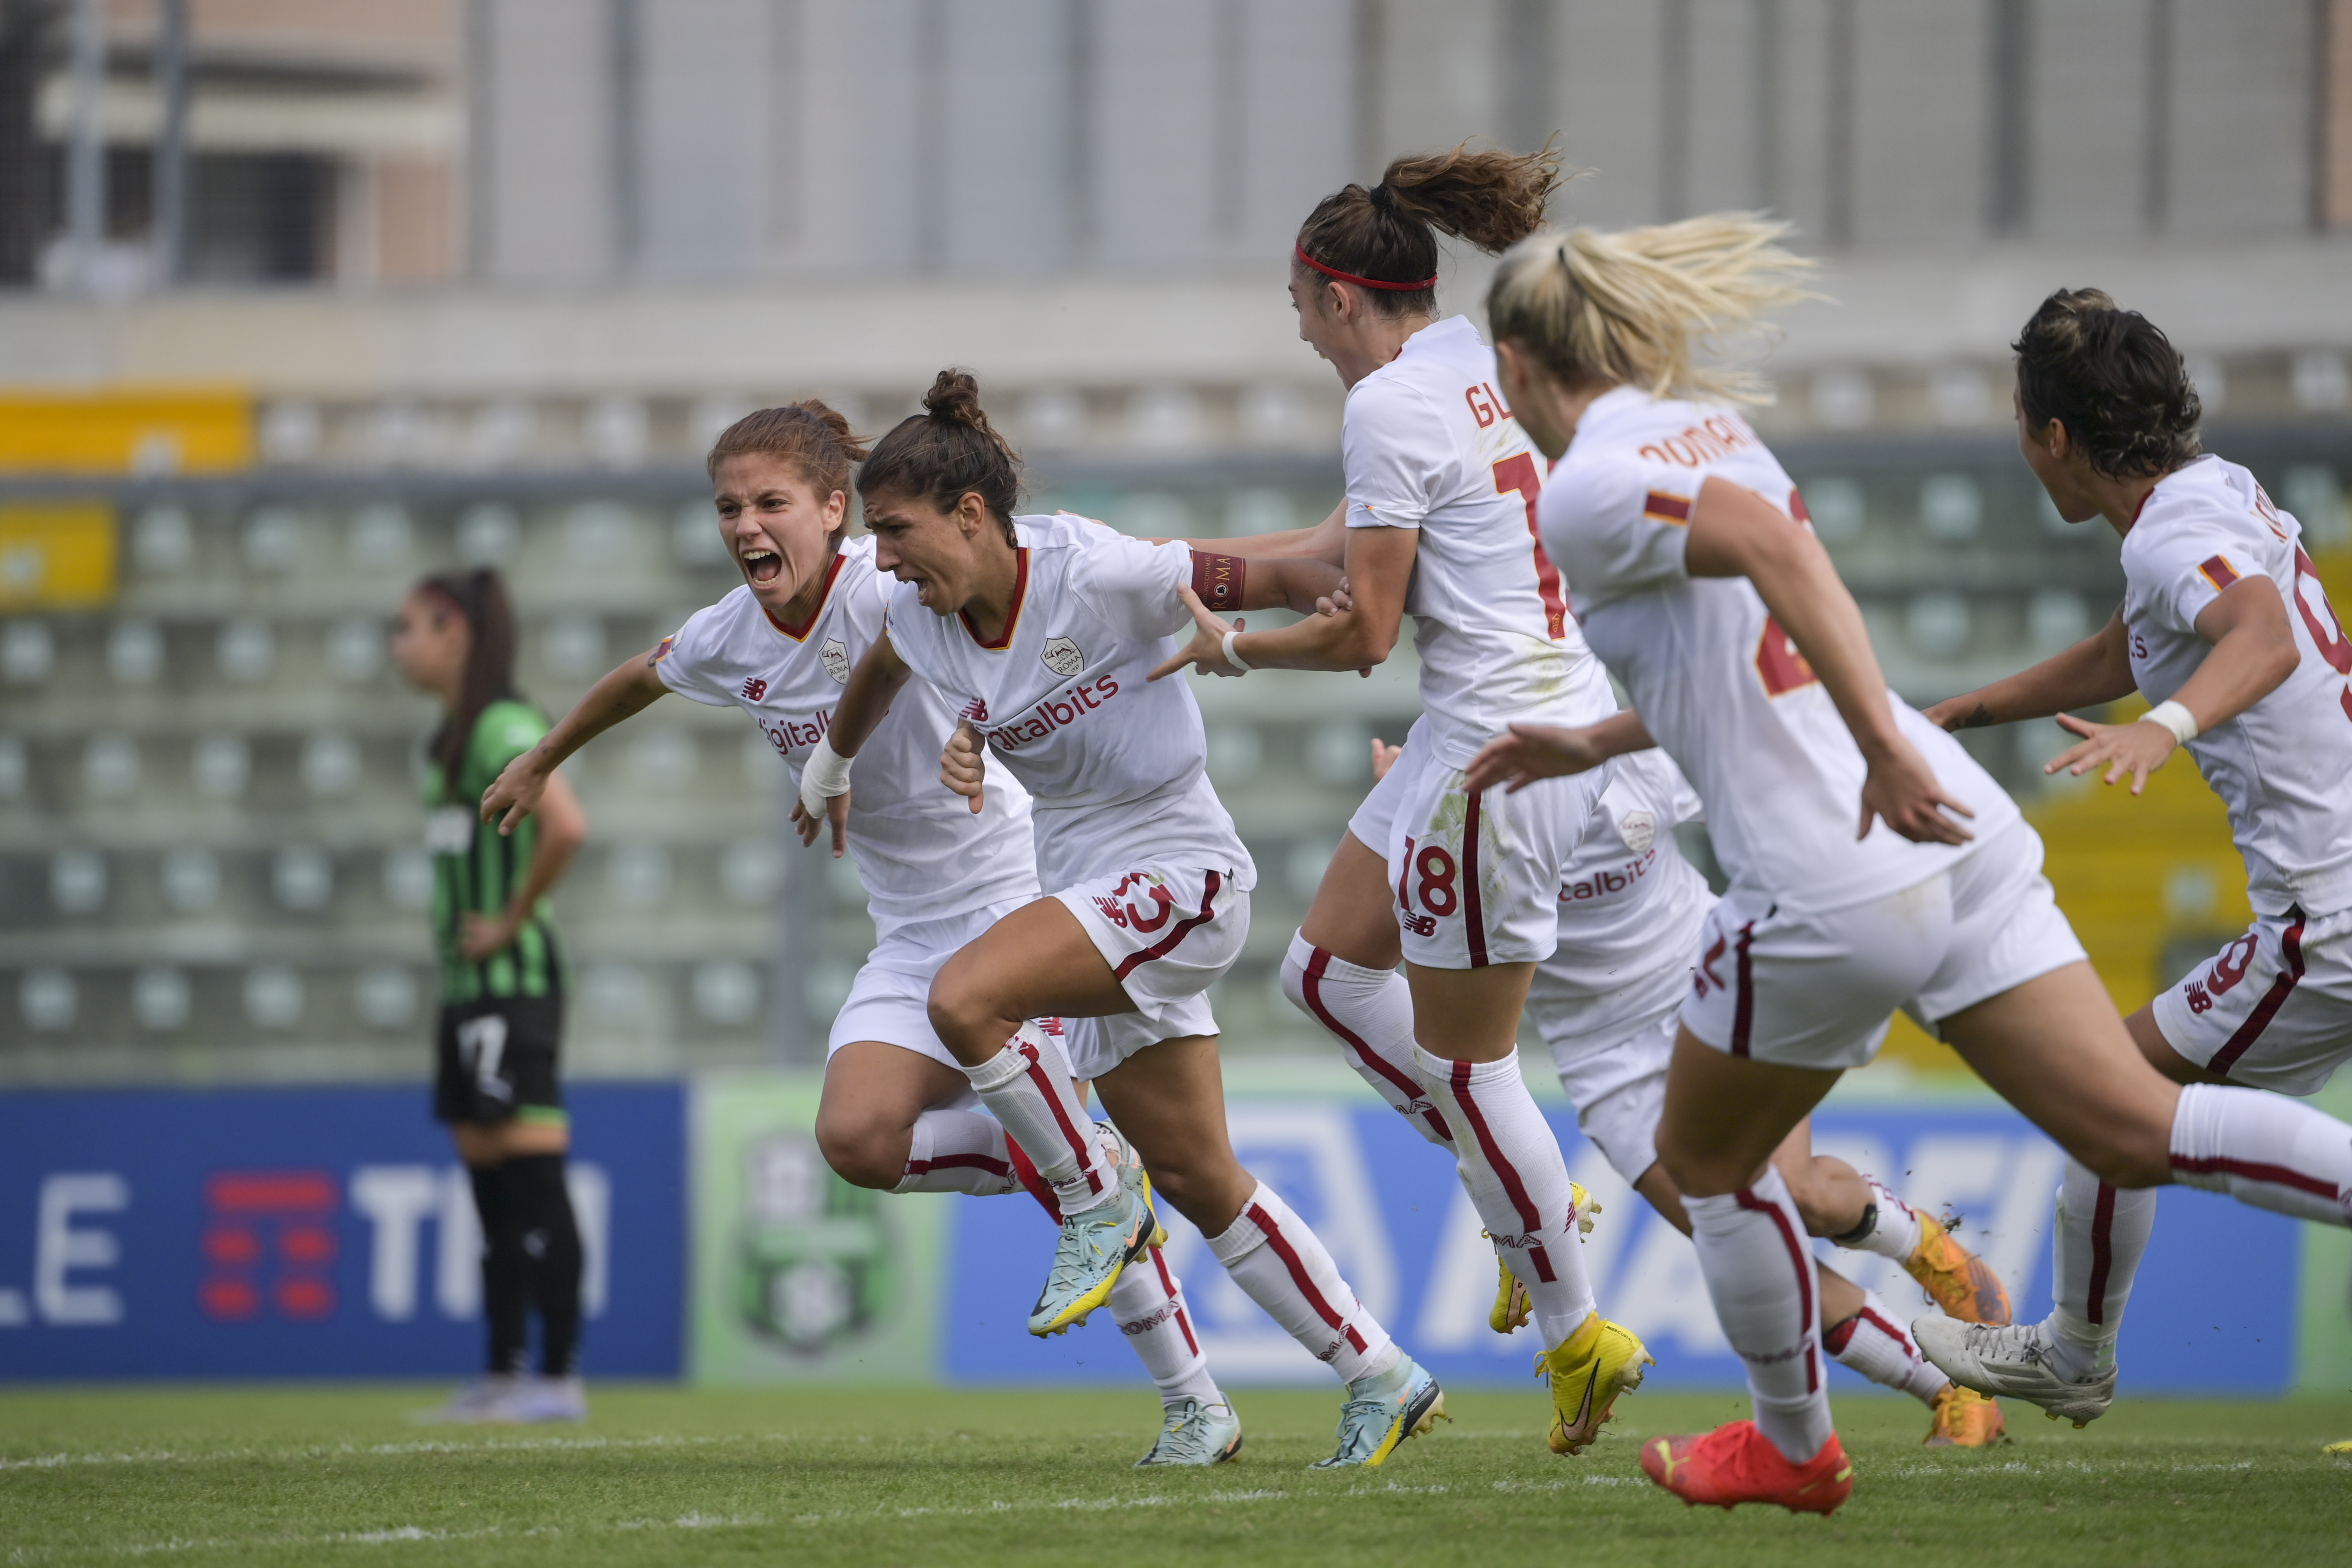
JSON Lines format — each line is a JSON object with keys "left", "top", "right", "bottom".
{"left": 0, "top": 387, "right": 251, "bottom": 474}
{"left": 0, "top": 502, "right": 116, "bottom": 608}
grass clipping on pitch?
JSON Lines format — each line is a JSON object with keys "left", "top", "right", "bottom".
{"left": 2, "top": 1385, "right": 2348, "bottom": 1566}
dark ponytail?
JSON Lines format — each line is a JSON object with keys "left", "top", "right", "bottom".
{"left": 1296, "top": 141, "right": 1567, "bottom": 318}
{"left": 2013, "top": 288, "right": 2202, "bottom": 481}
{"left": 856, "top": 370, "right": 1023, "bottom": 545}
{"left": 418, "top": 568, "right": 522, "bottom": 796}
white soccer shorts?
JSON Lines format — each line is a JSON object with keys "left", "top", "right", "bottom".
{"left": 2152, "top": 902, "right": 2352, "bottom": 1097}
{"left": 1346, "top": 721, "right": 1609, "bottom": 970}
{"left": 1678, "top": 820, "right": 2085, "bottom": 1070}
{"left": 826, "top": 899, "right": 1030, "bottom": 1072}
{"left": 1053, "top": 862, "right": 1250, "bottom": 1080}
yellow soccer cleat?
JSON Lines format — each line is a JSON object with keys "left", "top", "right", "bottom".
{"left": 2322, "top": 1439, "right": 2352, "bottom": 1456}
{"left": 1923, "top": 1384, "right": 2007, "bottom": 1448}
{"left": 1538, "top": 1311, "right": 1653, "bottom": 1455}
{"left": 1486, "top": 1184, "right": 1597, "bottom": 1335}
{"left": 1904, "top": 1211, "right": 2011, "bottom": 1326}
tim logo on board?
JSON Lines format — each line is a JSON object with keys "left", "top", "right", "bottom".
{"left": 941, "top": 1095, "right": 2300, "bottom": 1394}
{"left": 0, "top": 1084, "right": 682, "bottom": 1379}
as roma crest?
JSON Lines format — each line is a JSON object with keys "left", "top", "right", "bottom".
{"left": 1041, "top": 635, "right": 1086, "bottom": 677}
{"left": 819, "top": 637, "right": 851, "bottom": 684}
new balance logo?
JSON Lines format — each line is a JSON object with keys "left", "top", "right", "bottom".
{"left": 741, "top": 677, "right": 768, "bottom": 701}
{"left": 1400, "top": 911, "right": 1436, "bottom": 937}
{"left": 960, "top": 698, "right": 989, "bottom": 723}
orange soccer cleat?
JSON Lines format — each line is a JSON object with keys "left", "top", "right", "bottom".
{"left": 1639, "top": 1421, "right": 1854, "bottom": 1516}
{"left": 1904, "top": 1211, "right": 2011, "bottom": 1326}
{"left": 1923, "top": 1383, "right": 2007, "bottom": 1448}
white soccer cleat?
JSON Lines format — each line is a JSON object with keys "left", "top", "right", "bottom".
{"left": 1912, "top": 1317, "right": 2115, "bottom": 1429}
{"left": 433, "top": 1373, "right": 522, "bottom": 1424}
{"left": 1134, "top": 1398, "right": 1244, "bottom": 1467}
{"left": 482, "top": 1374, "right": 588, "bottom": 1424}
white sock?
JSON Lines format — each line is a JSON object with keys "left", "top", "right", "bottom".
{"left": 1280, "top": 933, "right": 1453, "bottom": 1147}
{"left": 1203, "top": 1181, "right": 1398, "bottom": 1386}
{"left": 2042, "top": 1156, "right": 2157, "bottom": 1380}
{"left": 1686, "top": 1167, "right": 1834, "bottom": 1464}
{"left": 891, "top": 1106, "right": 1019, "bottom": 1196}
{"left": 2168, "top": 1082, "right": 2352, "bottom": 1225}
{"left": 1824, "top": 1287, "right": 1946, "bottom": 1406}
{"left": 1838, "top": 1175, "right": 1924, "bottom": 1262}
{"left": 1413, "top": 1045, "right": 1597, "bottom": 1346}
{"left": 1109, "top": 1244, "right": 1224, "bottom": 1410}
{"left": 962, "top": 1023, "right": 1117, "bottom": 1215}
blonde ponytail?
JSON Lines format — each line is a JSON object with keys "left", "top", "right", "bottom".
{"left": 1486, "top": 213, "right": 1820, "bottom": 406}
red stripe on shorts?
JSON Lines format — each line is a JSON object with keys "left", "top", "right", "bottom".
{"left": 1248, "top": 1201, "right": 1368, "bottom": 1353}
{"left": 1735, "top": 1184, "right": 1819, "bottom": 1393}
{"left": 1448, "top": 1059, "right": 1556, "bottom": 1282}
{"left": 1302, "top": 946, "right": 1452, "bottom": 1143}
{"left": 1112, "top": 872, "right": 1223, "bottom": 981}
{"left": 2085, "top": 1181, "right": 2115, "bottom": 1325}
{"left": 2208, "top": 905, "right": 2307, "bottom": 1077}
{"left": 1729, "top": 920, "right": 1757, "bottom": 1057}
{"left": 1463, "top": 789, "right": 1488, "bottom": 968}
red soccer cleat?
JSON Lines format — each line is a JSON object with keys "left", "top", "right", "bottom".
{"left": 1638, "top": 1421, "right": 1854, "bottom": 1516}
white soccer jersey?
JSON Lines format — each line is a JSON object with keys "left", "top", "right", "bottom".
{"left": 881, "top": 514, "right": 1255, "bottom": 895}
{"left": 1342, "top": 314, "right": 1616, "bottom": 767}
{"left": 653, "top": 534, "right": 1040, "bottom": 937}
{"left": 2121, "top": 454, "right": 2352, "bottom": 918}
{"left": 1537, "top": 747, "right": 1717, "bottom": 1047}
{"left": 1542, "top": 387, "right": 2018, "bottom": 914}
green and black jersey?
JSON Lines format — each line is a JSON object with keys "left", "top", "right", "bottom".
{"left": 424, "top": 698, "right": 566, "bottom": 1004}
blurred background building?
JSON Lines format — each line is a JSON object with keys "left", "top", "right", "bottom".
{"left": 2, "top": 0, "right": 2349, "bottom": 1087}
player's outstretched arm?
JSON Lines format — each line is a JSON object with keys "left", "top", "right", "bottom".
{"left": 1686, "top": 475, "right": 1973, "bottom": 846}
{"left": 2041, "top": 576, "right": 2299, "bottom": 797}
{"left": 481, "top": 649, "right": 667, "bottom": 835}
{"left": 792, "top": 635, "right": 913, "bottom": 856}
{"left": 1463, "top": 710, "right": 1656, "bottom": 796}
{"left": 1148, "top": 526, "right": 1415, "bottom": 680}
{"left": 1922, "top": 610, "right": 2136, "bottom": 733}
{"left": 1174, "top": 499, "right": 1350, "bottom": 564}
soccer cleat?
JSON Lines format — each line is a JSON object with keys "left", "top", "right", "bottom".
{"left": 1310, "top": 1355, "right": 1448, "bottom": 1469}
{"left": 1640, "top": 1421, "right": 1853, "bottom": 1515}
{"left": 1922, "top": 1383, "right": 2006, "bottom": 1448}
{"left": 1487, "top": 1183, "right": 1597, "bottom": 1336}
{"left": 434, "top": 1373, "right": 521, "bottom": 1424}
{"left": 1134, "top": 1398, "right": 1244, "bottom": 1467}
{"left": 484, "top": 1374, "right": 587, "bottom": 1424}
{"left": 1026, "top": 1126, "right": 1160, "bottom": 1338}
{"left": 1902, "top": 1211, "right": 2011, "bottom": 1326}
{"left": 2323, "top": 1439, "right": 2352, "bottom": 1456}
{"left": 1538, "top": 1311, "right": 1653, "bottom": 1455}
{"left": 1489, "top": 1257, "right": 1530, "bottom": 1334}
{"left": 1912, "top": 1317, "right": 2115, "bottom": 1428}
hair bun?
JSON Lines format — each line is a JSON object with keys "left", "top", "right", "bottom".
{"left": 923, "top": 369, "right": 988, "bottom": 428}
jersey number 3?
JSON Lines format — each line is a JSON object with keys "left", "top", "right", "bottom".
{"left": 1492, "top": 454, "right": 1569, "bottom": 639}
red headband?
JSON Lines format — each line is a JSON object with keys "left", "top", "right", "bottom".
{"left": 1292, "top": 243, "right": 1437, "bottom": 293}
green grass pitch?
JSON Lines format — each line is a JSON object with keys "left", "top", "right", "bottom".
{"left": 3, "top": 1385, "right": 2348, "bottom": 1566}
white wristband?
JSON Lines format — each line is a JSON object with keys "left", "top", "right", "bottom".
{"left": 1220, "top": 628, "right": 1252, "bottom": 674}
{"left": 2143, "top": 699, "right": 2199, "bottom": 745}
{"left": 798, "top": 735, "right": 854, "bottom": 820}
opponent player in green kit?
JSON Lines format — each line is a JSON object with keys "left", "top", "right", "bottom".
{"left": 391, "top": 568, "right": 590, "bottom": 1422}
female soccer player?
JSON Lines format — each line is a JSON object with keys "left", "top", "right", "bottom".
{"left": 1462, "top": 221, "right": 2352, "bottom": 1513}
{"left": 479, "top": 403, "right": 1233, "bottom": 1465}
{"left": 801, "top": 372, "right": 1444, "bottom": 1470}
{"left": 1151, "top": 143, "right": 1649, "bottom": 1457}
{"left": 1363, "top": 737, "right": 2010, "bottom": 1448}
{"left": 1919, "top": 289, "right": 2352, "bottom": 1418}
{"left": 391, "top": 568, "right": 588, "bottom": 1423}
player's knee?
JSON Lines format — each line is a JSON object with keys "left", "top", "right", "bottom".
{"left": 923, "top": 971, "right": 1003, "bottom": 1062}
{"left": 813, "top": 1106, "right": 905, "bottom": 1191}
{"left": 1275, "top": 939, "right": 1312, "bottom": 1017}
{"left": 1654, "top": 1128, "right": 1739, "bottom": 1199}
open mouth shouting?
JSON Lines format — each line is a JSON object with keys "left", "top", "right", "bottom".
{"left": 740, "top": 546, "right": 784, "bottom": 586}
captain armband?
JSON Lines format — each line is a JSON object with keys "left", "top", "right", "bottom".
{"left": 1190, "top": 550, "right": 1248, "bottom": 615}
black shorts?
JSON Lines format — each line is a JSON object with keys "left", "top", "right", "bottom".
{"left": 433, "top": 994, "right": 564, "bottom": 1125}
